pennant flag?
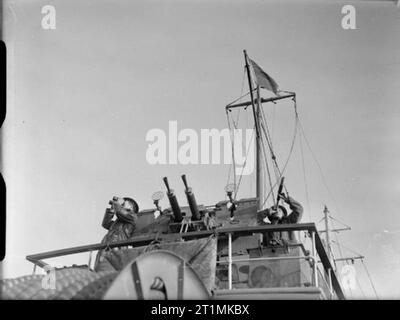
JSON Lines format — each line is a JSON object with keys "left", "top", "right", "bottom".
{"left": 249, "top": 59, "right": 279, "bottom": 95}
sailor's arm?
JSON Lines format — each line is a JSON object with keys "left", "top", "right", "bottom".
{"left": 102, "top": 208, "right": 115, "bottom": 230}
{"left": 284, "top": 196, "right": 303, "bottom": 223}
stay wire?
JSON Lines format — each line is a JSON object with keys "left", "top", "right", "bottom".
{"left": 226, "top": 111, "right": 236, "bottom": 190}
{"left": 355, "top": 274, "right": 367, "bottom": 299}
{"left": 332, "top": 239, "right": 363, "bottom": 258}
{"left": 259, "top": 131, "right": 276, "bottom": 207}
{"left": 226, "top": 68, "right": 246, "bottom": 191}
{"left": 361, "top": 259, "right": 379, "bottom": 299}
{"left": 332, "top": 233, "right": 354, "bottom": 298}
{"left": 260, "top": 98, "right": 299, "bottom": 207}
{"left": 259, "top": 111, "right": 280, "bottom": 182}
{"left": 234, "top": 125, "right": 256, "bottom": 200}
{"left": 329, "top": 215, "right": 352, "bottom": 230}
{"left": 262, "top": 98, "right": 299, "bottom": 181}
{"left": 299, "top": 131, "right": 312, "bottom": 222}
{"left": 298, "top": 120, "right": 340, "bottom": 214}
{"left": 233, "top": 68, "right": 247, "bottom": 129}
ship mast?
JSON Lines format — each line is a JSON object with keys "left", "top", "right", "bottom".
{"left": 323, "top": 205, "right": 333, "bottom": 264}
{"left": 227, "top": 51, "right": 295, "bottom": 209}
{"left": 243, "top": 50, "right": 263, "bottom": 210}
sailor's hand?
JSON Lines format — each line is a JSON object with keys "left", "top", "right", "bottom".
{"left": 153, "top": 210, "right": 161, "bottom": 219}
{"left": 262, "top": 217, "right": 271, "bottom": 224}
{"left": 106, "top": 208, "right": 115, "bottom": 215}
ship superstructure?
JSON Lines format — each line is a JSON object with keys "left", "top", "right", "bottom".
{"left": 1, "top": 51, "right": 349, "bottom": 300}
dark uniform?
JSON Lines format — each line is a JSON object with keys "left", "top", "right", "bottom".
{"left": 100, "top": 206, "right": 137, "bottom": 244}
{"left": 257, "top": 195, "right": 303, "bottom": 245}
{"left": 94, "top": 197, "right": 139, "bottom": 271}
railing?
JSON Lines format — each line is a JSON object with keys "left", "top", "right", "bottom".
{"left": 26, "top": 222, "right": 345, "bottom": 299}
{"left": 215, "top": 230, "right": 338, "bottom": 299}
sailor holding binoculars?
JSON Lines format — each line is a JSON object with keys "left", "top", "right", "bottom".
{"left": 257, "top": 193, "right": 303, "bottom": 245}
{"left": 100, "top": 196, "right": 140, "bottom": 244}
{"left": 94, "top": 196, "right": 139, "bottom": 271}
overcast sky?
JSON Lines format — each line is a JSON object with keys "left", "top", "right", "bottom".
{"left": 2, "top": 0, "right": 400, "bottom": 298}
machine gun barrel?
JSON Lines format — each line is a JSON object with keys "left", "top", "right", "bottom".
{"left": 181, "top": 174, "right": 201, "bottom": 220}
{"left": 163, "top": 177, "right": 183, "bottom": 222}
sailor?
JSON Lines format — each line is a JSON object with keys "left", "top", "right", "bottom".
{"left": 100, "top": 196, "right": 139, "bottom": 244}
{"left": 257, "top": 193, "right": 303, "bottom": 245}
{"left": 203, "top": 210, "right": 221, "bottom": 230}
{"left": 94, "top": 197, "right": 139, "bottom": 271}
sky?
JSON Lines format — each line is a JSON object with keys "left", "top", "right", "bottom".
{"left": 1, "top": 0, "right": 400, "bottom": 298}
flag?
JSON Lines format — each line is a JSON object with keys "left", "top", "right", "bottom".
{"left": 249, "top": 59, "right": 279, "bottom": 95}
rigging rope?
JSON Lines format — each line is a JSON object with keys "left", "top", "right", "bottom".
{"left": 259, "top": 111, "right": 281, "bottom": 182}
{"left": 299, "top": 132, "right": 312, "bottom": 222}
{"left": 361, "top": 259, "right": 379, "bottom": 299}
{"left": 332, "top": 233, "right": 353, "bottom": 298}
{"left": 234, "top": 68, "right": 247, "bottom": 125}
{"left": 329, "top": 215, "right": 352, "bottom": 230}
{"left": 259, "top": 118, "right": 280, "bottom": 204}
{"left": 355, "top": 273, "right": 367, "bottom": 299}
{"left": 263, "top": 97, "right": 299, "bottom": 177}
{"left": 234, "top": 126, "right": 255, "bottom": 200}
{"left": 226, "top": 68, "right": 247, "bottom": 196}
{"left": 332, "top": 235, "right": 368, "bottom": 298}
{"left": 226, "top": 90, "right": 254, "bottom": 108}
{"left": 298, "top": 120, "right": 340, "bottom": 213}
{"left": 226, "top": 87, "right": 299, "bottom": 209}
{"left": 260, "top": 97, "right": 299, "bottom": 207}
{"left": 332, "top": 239, "right": 363, "bottom": 258}
{"left": 271, "top": 101, "right": 276, "bottom": 145}
{"left": 317, "top": 217, "right": 325, "bottom": 225}
{"left": 259, "top": 130, "right": 276, "bottom": 206}
{"left": 330, "top": 219, "right": 376, "bottom": 299}
{"left": 226, "top": 111, "right": 237, "bottom": 192}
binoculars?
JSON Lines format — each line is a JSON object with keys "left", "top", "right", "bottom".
{"left": 108, "top": 196, "right": 119, "bottom": 205}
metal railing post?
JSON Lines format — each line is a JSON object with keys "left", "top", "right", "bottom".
{"left": 228, "top": 233, "right": 232, "bottom": 290}
{"left": 311, "top": 231, "right": 318, "bottom": 287}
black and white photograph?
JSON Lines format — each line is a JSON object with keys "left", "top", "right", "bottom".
{"left": 0, "top": 0, "right": 399, "bottom": 303}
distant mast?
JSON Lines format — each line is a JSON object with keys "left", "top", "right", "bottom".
{"left": 243, "top": 50, "right": 263, "bottom": 210}
{"left": 324, "top": 205, "right": 333, "bottom": 264}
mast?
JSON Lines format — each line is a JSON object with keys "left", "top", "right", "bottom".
{"left": 256, "top": 86, "right": 264, "bottom": 209}
{"left": 243, "top": 50, "right": 263, "bottom": 210}
{"left": 324, "top": 205, "right": 333, "bottom": 264}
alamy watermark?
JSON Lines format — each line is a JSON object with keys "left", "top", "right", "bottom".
{"left": 41, "top": 5, "right": 56, "bottom": 30}
{"left": 146, "top": 121, "right": 255, "bottom": 175}
{"left": 340, "top": 264, "right": 356, "bottom": 291}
